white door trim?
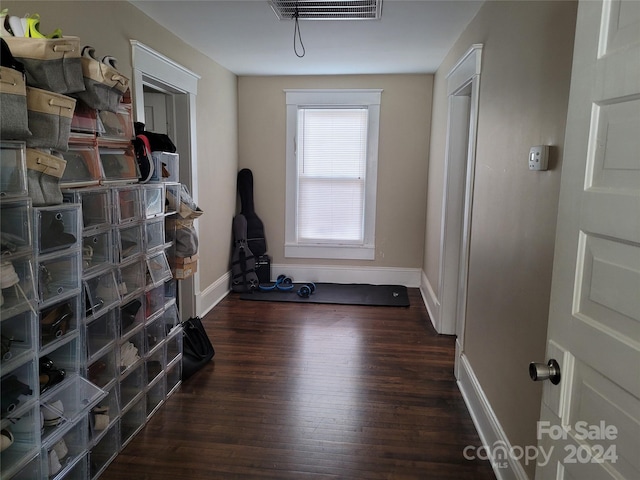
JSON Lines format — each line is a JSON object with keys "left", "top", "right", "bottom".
{"left": 130, "top": 40, "right": 201, "bottom": 319}
{"left": 437, "top": 44, "right": 482, "bottom": 342}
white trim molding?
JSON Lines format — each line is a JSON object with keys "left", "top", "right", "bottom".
{"left": 197, "top": 272, "right": 232, "bottom": 318}
{"left": 420, "top": 270, "right": 440, "bottom": 333}
{"left": 457, "top": 354, "right": 529, "bottom": 480}
{"left": 270, "top": 264, "right": 421, "bottom": 287}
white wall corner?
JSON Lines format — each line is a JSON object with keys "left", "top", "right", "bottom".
{"left": 197, "top": 271, "right": 232, "bottom": 318}
{"left": 270, "top": 264, "right": 421, "bottom": 287}
{"left": 457, "top": 354, "right": 530, "bottom": 480}
{"left": 420, "top": 270, "right": 441, "bottom": 333}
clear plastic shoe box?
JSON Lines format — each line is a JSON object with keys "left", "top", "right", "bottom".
{"left": 38, "top": 294, "right": 81, "bottom": 352}
{"left": 86, "top": 309, "right": 117, "bottom": 363}
{"left": 37, "top": 251, "right": 82, "bottom": 309}
{"left": 144, "top": 285, "right": 165, "bottom": 321}
{"left": 87, "top": 347, "right": 117, "bottom": 390}
{"left": 5, "top": 452, "right": 42, "bottom": 480}
{"left": 146, "top": 375, "right": 165, "bottom": 419}
{"left": 145, "top": 251, "right": 172, "bottom": 288}
{"left": 43, "top": 417, "right": 90, "bottom": 478}
{"left": 112, "top": 185, "right": 142, "bottom": 225}
{"left": 145, "top": 344, "right": 165, "bottom": 386}
{"left": 82, "top": 228, "right": 114, "bottom": 275}
{"left": 33, "top": 204, "right": 82, "bottom": 256}
{"left": 83, "top": 269, "right": 121, "bottom": 321}
{"left": 119, "top": 328, "right": 144, "bottom": 376}
{"left": 0, "top": 401, "right": 41, "bottom": 480}
{"left": 165, "top": 326, "right": 183, "bottom": 368}
{"left": 1, "top": 309, "right": 36, "bottom": 369}
{"left": 89, "top": 420, "right": 119, "bottom": 479}
{"left": 99, "top": 147, "right": 139, "bottom": 185}
{"left": 143, "top": 184, "right": 164, "bottom": 219}
{"left": 1, "top": 357, "right": 37, "bottom": 420}
{"left": 164, "top": 182, "right": 180, "bottom": 215}
{"left": 1, "top": 252, "right": 37, "bottom": 318}
{"left": 1, "top": 198, "right": 33, "bottom": 257}
{"left": 63, "top": 187, "right": 112, "bottom": 232}
{"left": 116, "top": 223, "right": 143, "bottom": 263}
{"left": 165, "top": 355, "right": 181, "bottom": 397}
{"left": 120, "top": 395, "right": 145, "bottom": 449}
{"left": 97, "top": 105, "right": 134, "bottom": 142}
{"left": 59, "top": 145, "right": 103, "bottom": 188}
{"left": 0, "top": 141, "right": 28, "bottom": 198}
{"left": 118, "top": 361, "right": 144, "bottom": 412}
{"left": 117, "top": 259, "right": 145, "bottom": 303}
{"left": 119, "top": 295, "right": 144, "bottom": 338}
{"left": 88, "top": 383, "right": 119, "bottom": 443}
{"left": 144, "top": 217, "right": 165, "bottom": 253}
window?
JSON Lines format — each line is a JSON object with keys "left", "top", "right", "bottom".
{"left": 285, "top": 89, "right": 382, "bottom": 260}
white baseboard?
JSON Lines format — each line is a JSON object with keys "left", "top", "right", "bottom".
{"left": 419, "top": 270, "right": 440, "bottom": 333}
{"left": 457, "top": 354, "right": 529, "bottom": 480}
{"left": 270, "top": 264, "right": 422, "bottom": 287}
{"left": 196, "top": 271, "right": 231, "bottom": 317}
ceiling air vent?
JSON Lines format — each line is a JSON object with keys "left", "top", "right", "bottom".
{"left": 269, "top": 0, "right": 383, "bottom": 20}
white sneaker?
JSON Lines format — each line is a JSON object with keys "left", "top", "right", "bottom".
{"left": 0, "top": 428, "right": 14, "bottom": 452}
{"left": 7, "top": 15, "right": 26, "bottom": 37}
{"left": 52, "top": 438, "right": 68, "bottom": 461}
{"left": 49, "top": 449, "right": 62, "bottom": 476}
{"left": 0, "top": 261, "right": 19, "bottom": 289}
{"left": 42, "top": 400, "right": 65, "bottom": 427}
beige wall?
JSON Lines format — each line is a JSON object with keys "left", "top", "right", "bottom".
{"left": 5, "top": 1, "right": 239, "bottom": 291}
{"left": 424, "top": 1, "right": 577, "bottom": 475}
{"left": 238, "top": 75, "right": 432, "bottom": 269}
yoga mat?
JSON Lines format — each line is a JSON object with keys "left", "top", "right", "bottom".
{"left": 239, "top": 283, "right": 409, "bottom": 307}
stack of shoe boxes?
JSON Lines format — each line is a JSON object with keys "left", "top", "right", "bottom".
{"left": 1, "top": 142, "right": 41, "bottom": 479}
{"left": 59, "top": 96, "right": 182, "bottom": 479}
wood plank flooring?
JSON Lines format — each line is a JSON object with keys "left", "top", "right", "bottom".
{"left": 101, "top": 289, "right": 496, "bottom": 479}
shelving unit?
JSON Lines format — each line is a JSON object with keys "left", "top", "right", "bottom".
{"left": 1, "top": 91, "right": 183, "bottom": 479}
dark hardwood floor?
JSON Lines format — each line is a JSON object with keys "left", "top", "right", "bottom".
{"left": 101, "top": 289, "right": 496, "bottom": 479}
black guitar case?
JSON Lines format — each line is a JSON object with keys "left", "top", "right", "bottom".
{"left": 237, "top": 169, "right": 267, "bottom": 257}
{"left": 231, "top": 214, "right": 259, "bottom": 292}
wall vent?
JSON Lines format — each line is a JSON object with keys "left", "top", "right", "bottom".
{"left": 269, "top": 0, "right": 383, "bottom": 20}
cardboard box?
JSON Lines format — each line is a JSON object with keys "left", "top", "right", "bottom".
{"left": 171, "top": 254, "right": 198, "bottom": 279}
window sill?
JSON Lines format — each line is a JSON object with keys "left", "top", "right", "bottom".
{"left": 284, "top": 244, "right": 375, "bottom": 260}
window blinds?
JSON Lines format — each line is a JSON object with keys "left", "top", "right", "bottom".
{"left": 296, "top": 107, "right": 368, "bottom": 244}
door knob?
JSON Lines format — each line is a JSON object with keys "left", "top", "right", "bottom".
{"left": 529, "top": 359, "right": 561, "bottom": 385}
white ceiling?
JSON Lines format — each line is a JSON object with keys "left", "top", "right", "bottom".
{"left": 130, "top": 0, "right": 484, "bottom": 76}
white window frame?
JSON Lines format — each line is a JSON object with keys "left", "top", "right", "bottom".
{"left": 285, "top": 89, "right": 382, "bottom": 260}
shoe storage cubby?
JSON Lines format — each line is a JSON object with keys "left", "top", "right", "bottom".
{"left": 0, "top": 141, "right": 28, "bottom": 198}
{"left": 118, "top": 361, "right": 144, "bottom": 413}
{"left": 1, "top": 198, "right": 33, "bottom": 257}
{"left": 112, "top": 186, "right": 142, "bottom": 226}
{"left": 144, "top": 217, "right": 165, "bottom": 253}
{"left": 98, "top": 148, "right": 139, "bottom": 185}
{"left": 63, "top": 187, "right": 112, "bottom": 232}
{"left": 116, "top": 223, "right": 143, "bottom": 263}
{"left": 97, "top": 106, "right": 134, "bottom": 142}
{"left": 85, "top": 311, "right": 117, "bottom": 363}
{"left": 2, "top": 164, "right": 183, "bottom": 477}
{"left": 1, "top": 310, "right": 36, "bottom": 369}
{"left": 37, "top": 252, "right": 82, "bottom": 309}
{"left": 44, "top": 417, "right": 89, "bottom": 478}
{"left": 83, "top": 270, "right": 121, "bottom": 322}
{"left": 145, "top": 251, "right": 172, "bottom": 288}
{"left": 59, "top": 146, "right": 103, "bottom": 189}
{"left": 119, "top": 396, "right": 145, "bottom": 449}
{"left": 117, "top": 260, "right": 145, "bottom": 303}
{"left": 1, "top": 357, "right": 37, "bottom": 419}
{"left": 145, "top": 376, "right": 165, "bottom": 419}
{"left": 39, "top": 294, "right": 81, "bottom": 353}
{"left": 143, "top": 184, "right": 165, "bottom": 219}
{"left": 33, "top": 205, "right": 82, "bottom": 256}
{"left": 89, "top": 386, "right": 118, "bottom": 443}
{"left": 1, "top": 402, "right": 41, "bottom": 479}
{"left": 82, "top": 228, "right": 114, "bottom": 276}
{"left": 88, "top": 421, "right": 118, "bottom": 480}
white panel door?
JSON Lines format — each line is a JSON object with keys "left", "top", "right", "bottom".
{"left": 535, "top": 1, "right": 640, "bottom": 478}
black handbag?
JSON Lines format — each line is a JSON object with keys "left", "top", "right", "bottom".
{"left": 181, "top": 316, "right": 215, "bottom": 380}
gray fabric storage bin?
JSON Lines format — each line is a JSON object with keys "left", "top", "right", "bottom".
{"left": 4, "top": 36, "right": 85, "bottom": 94}
{"left": 26, "top": 87, "right": 76, "bottom": 151}
{"left": 73, "top": 55, "right": 129, "bottom": 112}
{"left": 0, "top": 66, "right": 31, "bottom": 140}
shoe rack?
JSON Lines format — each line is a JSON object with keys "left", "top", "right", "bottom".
{"left": 1, "top": 102, "right": 183, "bottom": 479}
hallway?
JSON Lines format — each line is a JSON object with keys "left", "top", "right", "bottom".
{"left": 102, "top": 289, "right": 495, "bottom": 479}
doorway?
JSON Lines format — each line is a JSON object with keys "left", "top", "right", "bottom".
{"left": 130, "top": 40, "right": 201, "bottom": 320}
{"left": 437, "top": 44, "right": 482, "bottom": 375}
